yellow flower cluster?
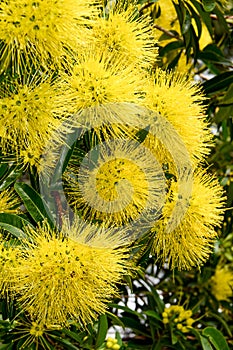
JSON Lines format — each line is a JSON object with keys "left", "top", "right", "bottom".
{"left": 0, "top": 0, "right": 98, "bottom": 72}
{"left": 65, "top": 139, "right": 165, "bottom": 227}
{"left": 12, "top": 318, "right": 61, "bottom": 349}
{"left": 211, "top": 265, "right": 233, "bottom": 301}
{"left": 0, "top": 220, "right": 130, "bottom": 328}
{"left": 0, "top": 236, "right": 21, "bottom": 295}
{"left": 105, "top": 337, "right": 121, "bottom": 350}
{"left": 0, "top": 0, "right": 226, "bottom": 333}
{"left": 162, "top": 305, "right": 195, "bottom": 333}
{"left": 153, "top": 170, "right": 225, "bottom": 270}
{"left": 0, "top": 189, "right": 19, "bottom": 214}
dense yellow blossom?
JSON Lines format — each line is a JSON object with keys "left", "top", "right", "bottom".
{"left": 0, "top": 237, "right": 20, "bottom": 296}
{"left": 60, "top": 48, "right": 144, "bottom": 110}
{"left": 64, "top": 139, "right": 165, "bottom": 227}
{"left": 0, "top": 189, "right": 19, "bottom": 213}
{"left": 57, "top": 47, "right": 146, "bottom": 138}
{"left": 12, "top": 318, "right": 60, "bottom": 349}
{"left": 211, "top": 265, "right": 233, "bottom": 301}
{"left": 153, "top": 170, "right": 225, "bottom": 270}
{"left": 0, "top": 0, "right": 99, "bottom": 72}
{"left": 143, "top": 69, "right": 213, "bottom": 165}
{"left": 0, "top": 72, "right": 66, "bottom": 168}
{"left": 90, "top": 4, "right": 157, "bottom": 67}
{"left": 13, "top": 220, "right": 130, "bottom": 327}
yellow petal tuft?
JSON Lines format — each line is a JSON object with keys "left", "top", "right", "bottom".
{"left": 64, "top": 138, "right": 165, "bottom": 228}
{"left": 13, "top": 220, "right": 130, "bottom": 327}
{"left": 0, "top": 71, "right": 68, "bottom": 168}
{"left": 153, "top": 170, "right": 225, "bottom": 270}
{"left": 211, "top": 265, "right": 233, "bottom": 301}
{"left": 0, "top": 188, "right": 19, "bottom": 214}
{"left": 143, "top": 69, "right": 213, "bottom": 164}
{"left": 90, "top": 4, "right": 158, "bottom": 67}
{"left": 0, "top": 0, "right": 99, "bottom": 71}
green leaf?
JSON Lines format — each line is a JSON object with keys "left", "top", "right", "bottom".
{"left": 213, "top": 6, "right": 229, "bottom": 32}
{"left": 202, "top": 327, "right": 230, "bottom": 350}
{"left": 167, "top": 51, "right": 182, "bottom": 70}
{"left": 189, "top": 328, "right": 213, "bottom": 350}
{"left": 120, "top": 317, "right": 149, "bottom": 337}
{"left": 95, "top": 314, "right": 108, "bottom": 349}
{"left": 61, "top": 329, "right": 84, "bottom": 343}
{"left": 109, "top": 304, "right": 144, "bottom": 318}
{"left": 182, "top": 10, "right": 191, "bottom": 34}
{"left": 0, "top": 163, "right": 8, "bottom": 179}
{"left": 191, "top": 0, "right": 213, "bottom": 36}
{"left": 106, "top": 311, "right": 125, "bottom": 328}
{"left": 49, "top": 334, "right": 79, "bottom": 350}
{"left": 189, "top": 24, "right": 200, "bottom": 62}
{"left": 214, "top": 105, "right": 233, "bottom": 123}
{"left": 0, "top": 343, "right": 14, "bottom": 350}
{"left": 202, "top": 71, "right": 233, "bottom": 94}
{"left": 207, "top": 313, "right": 232, "bottom": 337}
{"left": 52, "top": 131, "right": 78, "bottom": 182}
{"left": 218, "top": 84, "right": 233, "bottom": 106}
{"left": 144, "top": 310, "right": 162, "bottom": 321}
{"left": 0, "top": 213, "right": 32, "bottom": 239}
{"left": 159, "top": 40, "right": 184, "bottom": 57}
{"left": 0, "top": 164, "right": 22, "bottom": 191}
{"left": 202, "top": 0, "right": 216, "bottom": 12}
{"left": 135, "top": 127, "right": 150, "bottom": 144}
{"left": 115, "top": 331, "right": 123, "bottom": 347}
{"left": 171, "top": 329, "right": 178, "bottom": 345}
{"left": 14, "top": 183, "right": 54, "bottom": 225}
{"left": 186, "top": 2, "right": 202, "bottom": 38}
{"left": 199, "top": 48, "right": 232, "bottom": 66}
{"left": 149, "top": 286, "right": 165, "bottom": 314}
{"left": 200, "top": 335, "right": 214, "bottom": 350}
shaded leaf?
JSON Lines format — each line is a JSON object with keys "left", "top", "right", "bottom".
{"left": 202, "top": 71, "right": 233, "bottom": 94}
{"left": 14, "top": 183, "right": 54, "bottom": 225}
{"left": 200, "top": 335, "right": 214, "bottom": 350}
{"left": 144, "top": 310, "right": 162, "bottom": 321}
{"left": 96, "top": 314, "right": 108, "bottom": 349}
{"left": 0, "top": 213, "right": 32, "bottom": 239}
{"left": 202, "top": 327, "right": 230, "bottom": 350}
{"left": 0, "top": 165, "right": 22, "bottom": 191}
{"left": 202, "top": 0, "right": 216, "bottom": 12}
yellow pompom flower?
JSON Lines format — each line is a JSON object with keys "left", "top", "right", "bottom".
{"left": 0, "top": 188, "right": 19, "bottom": 213}
{"left": 64, "top": 138, "right": 165, "bottom": 227}
{"left": 143, "top": 69, "right": 212, "bottom": 165}
{"left": 0, "top": 72, "right": 66, "bottom": 168}
{"left": 0, "top": 237, "right": 20, "bottom": 296}
{"left": 0, "top": 0, "right": 99, "bottom": 72}
{"left": 13, "top": 219, "right": 130, "bottom": 327}
{"left": 211, "top": 265, "right": 233, "bottom": 301}
{"left": 58, "top": 47, "right": 146, "bottom": 138}
{"left": 12, "top": 318, "right": 60, "bottom": 350}
{"left": 153, "top": 170, "right": 225, "bottom": 270}
{"left": 90, "top": 4, "right": 157, "bottom": 68}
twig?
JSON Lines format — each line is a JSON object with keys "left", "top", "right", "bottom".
{"left": 153, "top": 23, "right": 182, "bottom": 40}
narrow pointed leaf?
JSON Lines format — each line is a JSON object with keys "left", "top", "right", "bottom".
{"left": 14, "top": 183, "right": 53, "bottom": 225}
